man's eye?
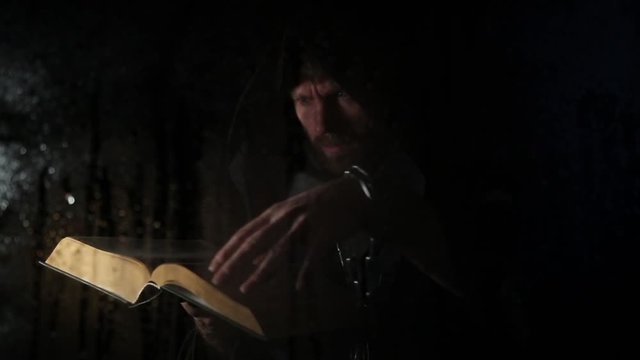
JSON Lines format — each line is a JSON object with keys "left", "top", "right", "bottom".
{"left": 295, "top": 97, "right": 311, "bottom": 105}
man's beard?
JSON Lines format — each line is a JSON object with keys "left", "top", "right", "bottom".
{"left": 314, "top": 132, "right": 354, "bottom": 148}
{"left": 310, "top": 132, "right": 364, "bottom": 176}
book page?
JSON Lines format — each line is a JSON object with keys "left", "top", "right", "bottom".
{"left": 149, "top": 263, "right": 264, "bottom": 337}
{"left": 44, "top": 237, "right": 152, "bottom": 303}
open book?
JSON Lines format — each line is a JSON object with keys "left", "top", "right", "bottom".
{"left": 40, "top": 237, "right": 361, "bottom": 340}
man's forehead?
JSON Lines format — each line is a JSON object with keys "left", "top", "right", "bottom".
{"left": 290, "top": 77, "right": 340, "bottom": 97}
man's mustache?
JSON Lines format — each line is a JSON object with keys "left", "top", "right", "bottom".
{"left": 314, "top": 133, "right": 354, "bottom": 147}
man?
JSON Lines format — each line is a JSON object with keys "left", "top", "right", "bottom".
{"left": 183, "top": 21, "right": 461, "bottom": 359}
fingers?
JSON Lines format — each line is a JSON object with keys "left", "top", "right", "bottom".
{"left": 252, "top": 253, "right": 267, "bottom": 265}
{"left": 180, "top": 301, "right": 197, "bottom": 316}
{"left": 210, "top": 200, "right": 307, "bottom": 287}
{"left": 211, "top": 223, "right": 276, "bottom": 285}
{"left": 240, "top": 214, "right": 307, "bottom": 293}
{"left": 208, "top": 215, "right": 268, "bottom": 273}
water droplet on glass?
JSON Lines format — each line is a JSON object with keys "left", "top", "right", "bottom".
{"left": 39, "top": 143, "right": 47, "bottom": 152}
{"left": 61, "top": 141, "right": 68, "bottom": 148}
{"left": 65, "top": 193, "right": 75, "bottom": 205}
{"left": 48, "top": 167, "right": 56, "bottom": 175}
{"left": 118, "top": 209, "right": 126, "bottom": 217}
{"left": 22, "top": 220, "right": 30, "bottom": 228}
{"left": 153, "top": 221, "right": 161, "bottom": 229}
{"left": 19, "top": 147, "right": 27, "bottom": 155}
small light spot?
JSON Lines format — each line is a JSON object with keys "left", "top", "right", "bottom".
{"left": 65, "top": 193, "right": 75, "bottom": 205}
{"left": 19, "top": 147, "right": 27, "bottom": 155}
{"left": 39, "top": 143, "right": 47, "bottom": 152}
{"left": 48, "top": 167, "right": 56, "bottom": 175}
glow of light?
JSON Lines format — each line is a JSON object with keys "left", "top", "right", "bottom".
{"left": 65, "top": 194, "right": 75, "bottom": 205}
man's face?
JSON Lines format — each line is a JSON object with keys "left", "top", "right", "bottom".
{"left": 291, "top": 77, "right": 375, "bottom": 175}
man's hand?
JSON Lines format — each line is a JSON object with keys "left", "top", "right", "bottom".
{"left": 181, "top": 302, "right": 223, "bottom": 349}
{"left": 208, "top": 176, "right": 367, "bottom": 293}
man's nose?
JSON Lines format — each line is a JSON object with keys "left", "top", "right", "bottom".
{"left": 314, "top": 98, "right": 341, "bottom": 134}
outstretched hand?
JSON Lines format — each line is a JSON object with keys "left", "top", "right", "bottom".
{"left": 208, "top": 176, "right": 367, "bottom": 293}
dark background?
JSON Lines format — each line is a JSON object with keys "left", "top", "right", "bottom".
{"left": 1, "top": 1, "right": 637, "bottom": 359}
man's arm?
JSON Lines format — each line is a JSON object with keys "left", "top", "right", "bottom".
{"left": 208, "top": 160, "right": 461, "bottom": 298}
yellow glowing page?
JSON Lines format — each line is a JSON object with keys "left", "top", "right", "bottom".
{"left": 150, "top": 263, "right": 264, "bottom": 337}
{"left": 44, "top": 237, "right": 151, "bottom": 303}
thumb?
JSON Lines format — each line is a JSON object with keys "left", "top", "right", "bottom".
{"left": 181, "top": 302, "right": 210, "bottom": 318}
